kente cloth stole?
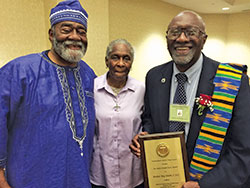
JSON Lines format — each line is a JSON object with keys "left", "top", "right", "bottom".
{"left": 189, "top": 63, "right": 242, "bottom": 181}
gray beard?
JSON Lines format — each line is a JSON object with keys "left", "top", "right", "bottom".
{"left": 52, "top": 38, "right": 86, "bottom": 63}
{"left": 172, "top": 52, "right": 194, "bottom": 65}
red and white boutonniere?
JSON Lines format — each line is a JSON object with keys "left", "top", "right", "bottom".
{"left": 195, "top": 94, "right": 214, "bottom": 116}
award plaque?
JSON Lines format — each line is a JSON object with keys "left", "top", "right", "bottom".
{"left": 139, "top": 131, "right": 190, "bottom": 188}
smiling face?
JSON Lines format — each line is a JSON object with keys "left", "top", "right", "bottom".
{"left": 106, "top": 43, "right": 133, "bottom": 83}
{"left": 167, "top": 11, "right": 207, "bottom": 72}
{"left": 49, "top": 21, "right": 88, "bottom": 66}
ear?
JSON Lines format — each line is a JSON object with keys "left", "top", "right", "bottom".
{"left": 105, "top": 57, "right": 109, "bottom": 68}
{"left": 48, "top": 28, "right": 54, "bottom": 42}
{"left": 201, "top": 34, "right": 208, "bottom": 49}
{"left": 203, "top": 34, "right": 208, "bottom": 43}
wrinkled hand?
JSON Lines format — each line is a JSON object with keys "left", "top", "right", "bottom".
{"left": 0, "top": 168, "right": 11, "bottom": 188}
{"left": 0, "top": 181, "right": 11, "bottom": 188}
{"left": 182, "top": 181, "right": 200, "bottom": 188}
{"left": 129, "top": 131, "right": 148, "bottom": 158}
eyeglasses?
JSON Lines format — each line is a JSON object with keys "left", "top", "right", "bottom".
{"left": 166, "top": 26, "right": 206, "bottom": 40}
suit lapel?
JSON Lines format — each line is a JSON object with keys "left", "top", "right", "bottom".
{"left": 158, "top": 62, "right": 173, "bottom": 132}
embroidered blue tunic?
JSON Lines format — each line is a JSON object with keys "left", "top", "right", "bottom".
{"left": 0, "top": 51, "right": 96, "bottom": 188}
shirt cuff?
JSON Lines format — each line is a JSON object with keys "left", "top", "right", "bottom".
{"left": 0, "top": 158, "right": 7, "bottom": 168}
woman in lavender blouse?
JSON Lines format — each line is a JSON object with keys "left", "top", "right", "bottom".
{"left": 90, "top": 39, "right": 145, "bottom": 188}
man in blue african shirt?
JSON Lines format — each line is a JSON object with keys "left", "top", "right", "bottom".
{"left": 0, "top": 0, "right": 96, "bottom": 187}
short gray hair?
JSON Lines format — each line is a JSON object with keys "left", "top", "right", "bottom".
{"left": 105, "top": 39, "right": 134, "bottom": 61}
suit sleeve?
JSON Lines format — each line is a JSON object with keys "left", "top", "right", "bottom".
{"left": 142, "top": 71, "right": 154, "bottom": 133}
{"left": 199, "top": 74, "right": 250, "bottom": 187}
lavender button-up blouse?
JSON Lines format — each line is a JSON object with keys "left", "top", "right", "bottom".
{"left": 90, "top": 73, "right": 145, "bottom": 188}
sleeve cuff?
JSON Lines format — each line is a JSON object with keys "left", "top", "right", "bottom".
{"left": 0, "top": 158, "right": 7, "bottom": 168}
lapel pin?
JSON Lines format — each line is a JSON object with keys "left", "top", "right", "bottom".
{"left": 161, "top": 78, "right": 166, "bottom": 83}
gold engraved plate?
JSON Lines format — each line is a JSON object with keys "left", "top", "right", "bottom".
{"left": 139, "top": 132, "right": 189, "bottom": 188}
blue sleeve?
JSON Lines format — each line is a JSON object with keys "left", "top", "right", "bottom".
{"left": 0, "top": 62, "right": 24, "bottom": 167}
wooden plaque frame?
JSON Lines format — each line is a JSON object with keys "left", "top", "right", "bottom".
{"left": 139, "top": 131, "right": 190, "bottom": 188}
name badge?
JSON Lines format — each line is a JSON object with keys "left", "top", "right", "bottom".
{"left": 169, "top": 104, "right": 190, "bottom": 123}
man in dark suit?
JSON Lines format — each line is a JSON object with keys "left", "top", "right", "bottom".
{"left": 130, "top": 10, "right": 250, "bottom": 188}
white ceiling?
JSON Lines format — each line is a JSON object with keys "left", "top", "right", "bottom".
{"left": 161, "top": 0, "right": 250, "bottom": 14}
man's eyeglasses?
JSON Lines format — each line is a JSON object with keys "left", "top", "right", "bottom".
{"left": 166, "top": 26, "right": 206, "bottom": 40}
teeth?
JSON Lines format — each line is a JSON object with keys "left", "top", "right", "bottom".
{"left": 176, "top": 47, "right": 189, "bottom": 50}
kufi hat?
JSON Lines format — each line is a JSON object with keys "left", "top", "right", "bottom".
{"left": 50, "top": 0, "right": 88, "bottom": 29}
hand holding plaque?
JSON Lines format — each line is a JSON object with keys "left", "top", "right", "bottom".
{"left": 139, "top": 132, "right": 190, "bottom": 188}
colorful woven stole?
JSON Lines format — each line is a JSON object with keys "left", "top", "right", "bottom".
{"left": 189, "top": 63, "right": 242, "bottom": 181}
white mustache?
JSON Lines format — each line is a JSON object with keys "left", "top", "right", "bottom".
{"left": 63, "top": 40, "right": 83, "bottom": 48}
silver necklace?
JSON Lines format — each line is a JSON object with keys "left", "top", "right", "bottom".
{"left": 110, "top": 86, "right": 123, "bottom": 111}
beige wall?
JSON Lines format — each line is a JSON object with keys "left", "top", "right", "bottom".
{"left": 203, "top": 12, "right": 250, "bottom": 66}
{"left": 226, "top": 12, "right": 250, "bottom": 65}
{"left": 0, "top": 0, "right": 250, "bottom": 80}
{"left": 0, "top": 0, "right": 47, "bottom": 66}
{"left": 202, "top": 14, "right": 228, "bottom": 62}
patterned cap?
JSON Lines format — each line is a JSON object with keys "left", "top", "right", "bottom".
{"left": 50, "top": 0, "right": 88, "bottom": 29}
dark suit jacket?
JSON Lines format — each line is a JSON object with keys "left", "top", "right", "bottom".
{"left": 142, "top": 54, "right": 250, "bottom": 187}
